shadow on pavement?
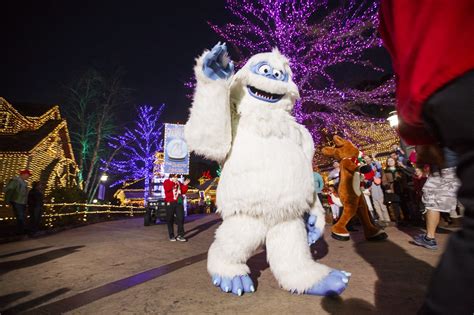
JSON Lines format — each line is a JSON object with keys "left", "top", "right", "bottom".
{"left": 322, "top": 296, "right": 376, "bottom": 315}
{"left": 321, "top": 237, "right": 434, "bottom": 314}
{"left": 396, "top": 224, "right": 453, "bottom": 240}
{"left": 21, "top": 252, "right": 207, "bottom": 314}
{"left": 0, "top": 246, "right": 52, "bottom": 259}
{"left": 395, "top": 225, "right": 424, "bottom": 239}
{"left": 0, "top": 291, "right": 31, "bottom": 309}
{"left": 247, "top": 250, "right": 269, "bottom": 290}
{"left": 184, "top": 214, "right": 214, "bottom": 224}
{"left": 0, "top": 246, "right": 84, "bottom": 275}
{"left": 1, "top": 288, "right": 70, "bottom": 315}
{"left": 185, "top": 219, "right": 222, "bottom": 240}
{"left": 311, "top": 236, "right": 329, "bottom": 260}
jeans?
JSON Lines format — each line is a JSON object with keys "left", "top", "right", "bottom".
{"left": 372, "top": 198, "right": 391, "bottom": 222}
{"left": 11, "top": 202, "right": 26, "bottom": 234}
{"left": 418, "top": 71, "right": 474, "bottom": 315}
{"left": 166, "top": 202, "right": 185, "bottom": 238}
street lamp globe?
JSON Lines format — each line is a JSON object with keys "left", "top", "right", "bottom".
{"left": 100, "top": 174, "right": 108, "bottom": 182}
{"left": 387, "top": 111, "right": 399, "bottom": 128}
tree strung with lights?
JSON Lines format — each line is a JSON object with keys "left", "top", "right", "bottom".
{"left": 108, "top": 104, "right": 165, "bottom": 204}
{"left": 65, "top": 68, "right": 131, "bottom": 198}
{"left": 210, "top": 0, "right": 395, "bottom": 146}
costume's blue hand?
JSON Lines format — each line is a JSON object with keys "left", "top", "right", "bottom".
{"left": 305, "top": 270, "right": 351, "bottom": 296}
{"left": 306, "top": 214, "right": 322, "bottom": 245}
{"left": 203, "top": 42, "right": 234, "bottom": 80}
{"left": 211, "top": 274, "right": 255, "bottom": 296}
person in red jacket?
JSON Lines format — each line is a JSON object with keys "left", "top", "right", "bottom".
{"left": 163, "top": 174, "right": 190, "bottom": 242}
{"left": 379, "top": 1, "right": 474, "bottom": 314}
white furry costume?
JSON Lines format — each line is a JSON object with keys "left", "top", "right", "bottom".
{"left": 185, "top": 49, "right": 331, "bottom": 293}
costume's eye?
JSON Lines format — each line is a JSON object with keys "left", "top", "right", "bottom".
{"left": 273, "top": 69, "right": 284, "bottom": 80}
{"left": 258, "top": 64, "right": 271, "bottom": 75}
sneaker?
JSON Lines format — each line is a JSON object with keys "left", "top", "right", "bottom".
{"left": 413, "top": 234, "right": 438, "bottom": 250}
{"left": 176, "top": 235, "right": 187, "bottom": 242}
{"left": 169, "top": 236, "right": 176, "bottom": 242}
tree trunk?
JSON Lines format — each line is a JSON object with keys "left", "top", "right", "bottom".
{"left": 83, "top": 126, "right": 102, "bottom": 193}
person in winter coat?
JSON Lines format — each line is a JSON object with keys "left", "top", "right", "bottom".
{"left": 27, "top": 181, "right": 44, "bottom": 235}
{"left": 4, "top": 169, "right": 31, "bottom": 234}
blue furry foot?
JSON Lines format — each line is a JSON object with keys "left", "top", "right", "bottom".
{"left": 211, "top": 274, "right": 255, "bottom": 296}
{"left": 305, "top": 270, "right": 351, "bottom": 296}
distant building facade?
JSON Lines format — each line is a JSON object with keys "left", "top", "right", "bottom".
{"left": 0, "top": 97, "right": 78, "bottom": 202}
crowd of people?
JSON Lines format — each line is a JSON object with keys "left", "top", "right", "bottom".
{"left": 315, "top": 144, "right": 464, "bottom": 244}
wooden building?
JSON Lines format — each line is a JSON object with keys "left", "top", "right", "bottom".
{"left": 0, "top": 97, "right": 78, "bottom": 202}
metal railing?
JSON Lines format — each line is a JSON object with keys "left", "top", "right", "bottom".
{"left": 0, "top": 203, "right": 145, "bottom": 229}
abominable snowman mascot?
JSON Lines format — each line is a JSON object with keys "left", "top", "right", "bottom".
{"left": 185, "top": 43, "right": 351, "bottom": 296}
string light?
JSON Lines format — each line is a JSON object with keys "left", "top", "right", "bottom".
{"left": 206, "top": 0, "right": 396, "bottom": 150}
{"left": 107, "top": 105, "right": 165, "bottom": 205}
{"left": 0, "top": 203, "right": 144, "bottom": 227}
{"left": 0, "top": 98, "right": 79, "bottom": 202}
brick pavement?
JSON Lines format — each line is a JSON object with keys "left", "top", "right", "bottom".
{"left": 0, "top": 214, "right": 449, "bottom": 314}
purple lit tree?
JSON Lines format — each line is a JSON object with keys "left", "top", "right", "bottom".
{"left": 210, "top": 0, "right": 395, "bottom": 146}
{"left": 107, "top": 105, "right": 165, "bottom": 204}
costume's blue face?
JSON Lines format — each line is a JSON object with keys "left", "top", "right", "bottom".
{"left": 246, "top": 61, "right": 288, "bottom": 103}
{"left": 250, "top": 61, "right": 288, "bottom": 82}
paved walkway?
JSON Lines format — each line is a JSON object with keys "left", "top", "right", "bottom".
{"left": 0, "top": 214, "right": 450, "bottom": 314}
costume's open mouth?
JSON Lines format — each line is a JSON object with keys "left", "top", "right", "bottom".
{"left": 247, "top": 85, "right": 284, "bottom": 103}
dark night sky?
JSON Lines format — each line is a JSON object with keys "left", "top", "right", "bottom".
{"left": 1, "top": 1, "right": 391, "bottom": 124}
{"left": 1, "top": 0, "right": 231, "bottom": 123}
{"left": 1, "top": 0, "right": 392, "bottom": 178}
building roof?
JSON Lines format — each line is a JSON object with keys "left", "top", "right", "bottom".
{"left": 0, "top": 120, "right": 62, "bottom": 152}
{"left": 197, "top": 178, "right": 215, "bottom": 191}
{"left": 123, "top": 190, "right": 144, "bottom": 200}
{"left": 120, "top": 178, "right": 145, "bottom": 189}
{"left": 10, "top": 102, "right": 57, "bottom": 117}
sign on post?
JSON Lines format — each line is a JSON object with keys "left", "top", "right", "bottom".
{"left": 163, "top": 123, "right": 189, "bottom": 175}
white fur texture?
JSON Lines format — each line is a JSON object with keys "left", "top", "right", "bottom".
{"left": 266, "top": 218, "right": 331, "bottom": 291}
{"left": 309, "top": 192, "right": 326, "bottom": 233}
{"left": 186, "top": 49, "right": 331, "bottom": 291}
{"left": 216, "top": 109, "right": 316, "bottom": 225}
{"left": 184, "top": 52, "right": 232, "bottom": 163}
{"left": 207, "top": 215, "right": 267, "bottom": 277}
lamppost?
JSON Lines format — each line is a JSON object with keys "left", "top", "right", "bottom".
{"left": 386, "top": 111, "right": 413, "bottom": 157}
{"left": 387, "top": 111, "right": 399, "bottom": 128}
{"left": 98, "top": 173, "right": 108, "bottom": 201}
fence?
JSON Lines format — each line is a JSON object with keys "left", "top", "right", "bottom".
{"left": 0, "top": 203, "right": 145, "bottom": 231}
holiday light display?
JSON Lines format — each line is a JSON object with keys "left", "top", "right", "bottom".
{"left": 209, "top": 0, "right": 395, "bottom": 146}
{"left": 108, "top": 105, "right": 165, "bottom": 205}
{"left": 0, "top": 98, "right": 78, "bottom": 202}
{"left": 0, "top": 203, "right": 144, "bottom": 229}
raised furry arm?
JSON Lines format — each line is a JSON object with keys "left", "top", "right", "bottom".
{"left": 184, "top": 52, "right": 232, "bottom": 163}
